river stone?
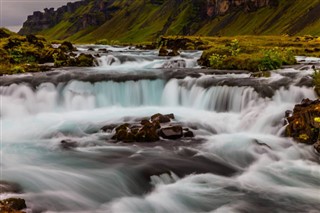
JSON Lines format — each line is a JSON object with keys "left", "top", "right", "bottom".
{"left": 60, "top": 139, "right": 78, "bottom": 149}
{"left": 159, "top": 126, "right": 183, "bottom": 139}
{"left": 184, "top": 130, "right": 195, "bottom": 137}
{"left": 151, "top": 113, "right": 172, "bottom": 123}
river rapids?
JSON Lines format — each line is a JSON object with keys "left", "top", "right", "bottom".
{"left": 1, "top": 46, "right": 319, "bottom": 213}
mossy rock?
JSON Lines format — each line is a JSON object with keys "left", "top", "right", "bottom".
{"left": 59, "top": 41, "right": 76, "bottom": 52}
{"left": 76, "top": 53, "right": 95, "bottom": 67}
{"left": 286, "top": 99, "right": 320, "bottom": 145}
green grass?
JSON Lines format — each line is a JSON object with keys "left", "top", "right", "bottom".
{"left": 161, "top": 35, "right": 320, "bottom": 72}
{"left": 33, "top": 0, "right": 320, "bottom": 43}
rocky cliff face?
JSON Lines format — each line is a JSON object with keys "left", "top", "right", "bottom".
{"left": 206, "top": 0, "right": 278, "bottom": 17}
{"left": 19, "top": 0, "right": 275, "bottom": 36}
{"left": 19, "top": 0, "right": 115, "bottom": 35}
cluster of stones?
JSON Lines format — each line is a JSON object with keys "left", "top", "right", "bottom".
{"left": 285, "top": 98, "right": 320, "bottom": 152}
{"left": 102, "top": 113, "right": 194, "bottom": 143}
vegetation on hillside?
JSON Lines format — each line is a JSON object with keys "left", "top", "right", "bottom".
{"left": 20, "top": 0, "right": 320, "bottom": 43}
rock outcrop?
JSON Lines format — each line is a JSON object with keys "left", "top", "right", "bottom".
{"left": 285, "top": 99, "right": 320, "bottom": 153}
{"left": 206, "top": 0, "right": 278, "bottom": 17}
{"left": 19, "top": 0, "right": 116, "bottom": 36}
{"left": 102, "top": 113, "right": 195, "bottom": 143}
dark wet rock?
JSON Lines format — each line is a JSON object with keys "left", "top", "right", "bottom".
{"left": 159, "top": 47, "right": 168, "bottom": 56}
{"left": 60, "top": 139, "right": 78, "bottom": 149}
{"left": 314, "top": 141, "right": 320, "bottom": 153}
{"left": 285, "top": 99, "right": 320, "bottom": 145}
{"left": 159, "top": 126, "right": 183, "bottom": 140}
{"left": 98, "top": 48, "right": 108, "bottom": 53}
{"left": 0, "top": 181, "right": 23, "bottom": 194}
{"left": 168, "top": 49, "right": 180, "bottom": 56}
{"left": 87, "top": 47, "right": 95, "bottom": 51}
{"left": 109, "top": 114, "right": 194, "bottom": 143}
{"left": 295, "top": 76, "right": 313, "bottom": 87}
{"left": 135, "top": 125, "right": 159, "bottom": 142}
{"left": 0, "top": 198, "right": 27, "bottom": 211}
{"left": 151, "top": 113, "right": 173, "bottom": 123}
{"left": 184, "top": 130, "right": 194, "bottom": 137}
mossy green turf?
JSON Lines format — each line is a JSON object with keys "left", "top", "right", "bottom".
{"left": 160, "top": 35, "right": 320, "bottom": 71}
{"left": 36, "top": 0, "right": 320, "bottom": 43}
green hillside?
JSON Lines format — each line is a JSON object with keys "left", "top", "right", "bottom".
{"left": 19, "top": 0, "right": 320, "bottom": 43}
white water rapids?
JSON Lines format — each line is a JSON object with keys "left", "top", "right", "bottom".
{"left": 1, "top": 47, "right": 320, "bottom": 213}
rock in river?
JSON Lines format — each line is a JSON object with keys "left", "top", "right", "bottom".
{"left": 285, "top": 98, "right": 320, "bottom": 152}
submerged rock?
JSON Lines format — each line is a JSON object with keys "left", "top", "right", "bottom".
{"left": 60, "top": 139, "right": 78, "bottom": 149}
{"left": 162, "top": 60, "right": 186, "bottom": 68}
{"left": 0, "top": 181, "right": 23, "bottom": 194}
{"left": 285, "top": 99, "right": 320, "bottom": 150}
{"left": 0, "top": 198, "right": 27, "bottom": 212}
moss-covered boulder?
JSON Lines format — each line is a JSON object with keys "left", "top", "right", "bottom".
{"left": 76, "top": 53, "right": 95, "bottom": 67}
{"left": 285, "top": 99, "right": 320, "bottom": 149}
{"left": 59, "top": 41, "right": 76, "bottom": 52}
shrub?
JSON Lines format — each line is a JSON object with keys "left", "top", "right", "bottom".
{"left": 226, "top": 39, "right": 241, "bottom": 56}
{"left": 209, "top": 54, "right": 226, "bottom": 69}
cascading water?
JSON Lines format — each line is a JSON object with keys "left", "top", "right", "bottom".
{"left": 1, "top": 48, "right": 320, "bottom": 213}
{"left": 93, "top": 47, "right": 202, "bottom": 71}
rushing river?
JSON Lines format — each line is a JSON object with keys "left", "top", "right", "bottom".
{"left": 1, "top": 46, "right": 320, "bottom": 213}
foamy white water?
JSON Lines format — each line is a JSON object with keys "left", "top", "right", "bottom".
{"left": 1, "top": 48, "right": 320, "bottom": 213}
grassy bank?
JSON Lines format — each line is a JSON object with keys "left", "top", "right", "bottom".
{"left": 0, "top": 28, "right": 95, "bottom": 75}
{"left": 159, "top": 35, "right": 320, "bottom": 72}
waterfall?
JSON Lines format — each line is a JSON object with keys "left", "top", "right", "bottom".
{"left": 1, "top": 78, "right": 316, "bottom": 118}
{"left": 2, "top": 48, "right": 319, "bottom": 213}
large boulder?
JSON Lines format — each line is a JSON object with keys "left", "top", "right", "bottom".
{"left": 285, "top": 99, "right": 320, "bottom": 146}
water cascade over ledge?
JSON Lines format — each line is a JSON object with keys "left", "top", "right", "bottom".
{"left": 1, "top": 47, "right": 320, "bottom": 213}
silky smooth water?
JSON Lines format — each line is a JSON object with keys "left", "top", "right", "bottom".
{"left": 1, "top": 48, "right": 320, "bottom": 213}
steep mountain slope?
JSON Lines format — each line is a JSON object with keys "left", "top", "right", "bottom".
{"left": 19, "top": 0, "right": 320, "bottom": 43}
